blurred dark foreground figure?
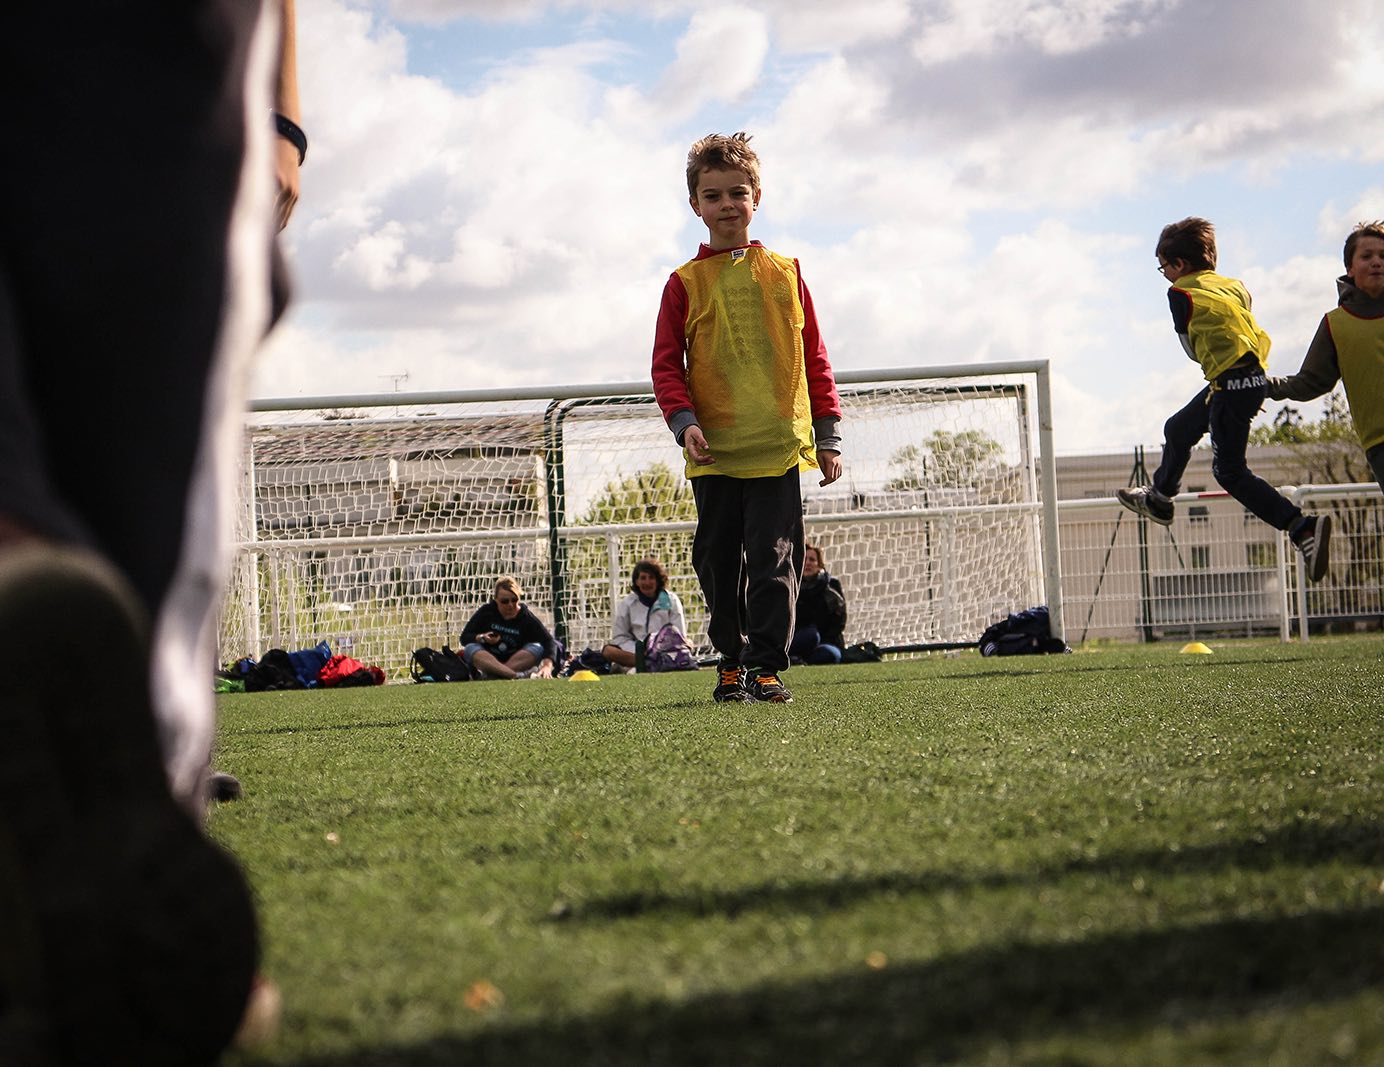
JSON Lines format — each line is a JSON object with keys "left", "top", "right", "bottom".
{"left": 0, "top": 1, "right": 302, "bottom": 1061}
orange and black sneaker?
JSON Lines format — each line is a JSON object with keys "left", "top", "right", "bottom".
{"left": 744, "top": 667, "right": 793, "bottom": 703}
{"left": 712, "top": 659, "right": 749, "bottom": 702}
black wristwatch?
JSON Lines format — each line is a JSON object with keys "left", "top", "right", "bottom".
{"left": 273, "top": 110, "right": 307, "bottom": 166}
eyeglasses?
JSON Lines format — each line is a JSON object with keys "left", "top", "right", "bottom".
{"left": 496, "top": 595, "right": 518, "bottom": 605}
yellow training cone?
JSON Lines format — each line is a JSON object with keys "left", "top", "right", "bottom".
{"left": 1180, "top": 641, "right": 1213, "bottom": 655}
{"left": 569, "top": 669, "right": 600, "bottom": 681}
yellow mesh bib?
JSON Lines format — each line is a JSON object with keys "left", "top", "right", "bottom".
{"left": 676, "top": 247, "right": 816, "bottom": 478}
{"left": 1327, "top": 306, "right": 1384, "bottom": 449}
{"left": 1176, "top": 272, "right": 1271, "bottom": 380}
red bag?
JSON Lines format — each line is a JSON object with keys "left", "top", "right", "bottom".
{"left": 318, "top": 654, "right": 385, "bottom": 688}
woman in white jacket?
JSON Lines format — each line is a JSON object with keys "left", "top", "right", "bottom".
{"left": 602, "top": 558, "right": 686, "bottom": 671}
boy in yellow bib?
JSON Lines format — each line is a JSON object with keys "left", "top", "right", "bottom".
{"left": 651, "top": 132, "right": 843, "bottom": 703}
{"left": 1118, "top": 217, "right": 1333, "bottom": 581}
{"left": 1268, "top": 221, "right": 1384, "bottom": 495}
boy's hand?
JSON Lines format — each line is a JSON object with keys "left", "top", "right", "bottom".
{"left": 818, "top": 450, "right": 842, "bottom": 486}
{"left": 274, "top": 136, "right": 300, "bottom": 231}
{"left": 684, "top": 426, "right": 715, "bottom": 465}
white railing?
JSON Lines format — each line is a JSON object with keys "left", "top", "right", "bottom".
{"left": 222, "top": 478, "right": 1379, "bottom": 677}
{"left": 1060, "top": 483, "right": 1383, "bottom": 644}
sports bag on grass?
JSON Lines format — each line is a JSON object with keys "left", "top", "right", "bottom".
{"left": 561, "top": 648, "right": 616, "bottom": 677}
{"left": 242, "top": 649, "right": 301, "bottom": 692}
{"left": 318, "top": 654, "right": 386, "bottom": 687}
{"left": 840, "top": 641, "right": 883, "bottom": 664}
{"left": 977, "top": 606, "right": 1070, "bottom": 657}
{"left": 411, "top": 645, "right": 472, "bottom": 683}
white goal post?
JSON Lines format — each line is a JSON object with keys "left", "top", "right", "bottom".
{"left": 221, "top": 362, "right": 1063, "bottom": 677}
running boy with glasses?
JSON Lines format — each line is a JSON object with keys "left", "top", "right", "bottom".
{"left": 1118, "top": 217, "right": 1333, "bottom": 581}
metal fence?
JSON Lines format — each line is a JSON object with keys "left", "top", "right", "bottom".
{"left": 1061, "top": 482, "right": 1384, "bottom": 644}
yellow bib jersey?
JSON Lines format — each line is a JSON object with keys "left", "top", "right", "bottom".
{"left": 1326, "top": 305, "right": 1384, "bottom": 450}
{"left": 1267, "top": 276, "right": 1384, "bottom": 453}
{"left": 1169, "top": 271, "right": 1272, "bottom": 380}
{"left": 670, "top": 246, "right": 817, "bottom": 479}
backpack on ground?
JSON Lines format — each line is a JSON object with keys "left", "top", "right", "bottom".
{"left": 242, "top": 649, "right": 302, "bottom": 692}
{"left": 287, "top": 641, "right": 333, "bottom": 688}
{"left": 644, "top": 624, "right": 697, "bottom": 673}
{"left": 411, "top": 645, "right": 472, "bottom": 683}
{"left": 560, "top": 648, "right": 616, "bottom": 676}
{"left": 978, "top": 606, "right": 1070, "bottom": 657}
{"left": 840, "top": 640, "right": 883, "bottom": 664}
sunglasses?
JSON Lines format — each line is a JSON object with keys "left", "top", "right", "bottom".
{"left": 496, "top": 595, "right": 519, "bottom": 605}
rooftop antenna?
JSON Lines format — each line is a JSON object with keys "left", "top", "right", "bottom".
{"left": 380, "top": 372, "right": 409, "bottom": 393}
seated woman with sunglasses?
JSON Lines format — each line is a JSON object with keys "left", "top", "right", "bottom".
{"left": 458, "top": 576, "right": 557, "bottom": 679}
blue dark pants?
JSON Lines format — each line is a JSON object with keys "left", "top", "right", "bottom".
{"left": 1152, "top": 366, "right": 1301, "bottom": 532}
{"left": 691, "top": 468, "right": 803, "bottom": 673}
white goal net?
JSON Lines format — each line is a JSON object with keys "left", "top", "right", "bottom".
{"left": 221, "top": 363, "right": 1062, "bottom": 678}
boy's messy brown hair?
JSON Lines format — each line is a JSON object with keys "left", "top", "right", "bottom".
{"left": 1343, "top": 220, "right": 1384, "bottom": 270}
{"left": 686, "top": 132, "right": 761, "bottom": 198}
{"left": 1156, "top": 217, "right": 1217, "bottom": 272}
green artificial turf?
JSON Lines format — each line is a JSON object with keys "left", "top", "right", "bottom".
{"left": 214, "top": 636, "right": 1384, "bottom": 1066}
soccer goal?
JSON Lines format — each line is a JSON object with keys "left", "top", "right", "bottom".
{"left": 221, "top": 362, "right": 1063, "bottom": 676}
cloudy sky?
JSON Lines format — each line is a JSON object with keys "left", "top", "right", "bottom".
{"left": 264, "top": 0, "right": 1384, "bottom": 454}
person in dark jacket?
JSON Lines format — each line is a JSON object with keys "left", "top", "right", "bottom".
{"left": 790, "top": 543, "right": 847, "bottom": 665}
{"left": 459, "top": 576, "right": 557, "bottom": 679}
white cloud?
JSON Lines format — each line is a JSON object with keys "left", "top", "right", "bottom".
{"left": 1318, "top": 188, "right": 1384, "bottom": 244}
{"left": 271, "top": 0, "right": 1384, "bottom": 459}
{"left": 912, "top": 0, "right": 1181, "bottom": 64}
{"left": 765, "top": 0, "right": 914, "bottom": 51}
{"left": 648, "top": 6, "right": 770, "bottom": 119}
{"left": 333, "top": 221, "right": 435, "bottom": 290}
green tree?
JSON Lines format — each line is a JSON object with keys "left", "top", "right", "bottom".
{"left": 885, "top": 430, "right": 1006, "bottom": 492}
{"left": 1250, "top": 391, "right": 1367, "bottom": 485}
{"left": 577, "top": 462, "right": 697, "bottom": 526}
{"left": 555, "top": 464, "right": 700, "bottom": 648}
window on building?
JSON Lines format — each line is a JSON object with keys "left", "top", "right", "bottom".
{"left": 1246, "top": 543, "right": 1274, "bottom": 568}
{"left": 1191, "top": 545, "right": 1211, "bottom": 569}
{"left": 1187, "top": 485, "right": 1209, "bottom": 524}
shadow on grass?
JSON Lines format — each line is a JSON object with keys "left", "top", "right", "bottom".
{"left": 554, "top": 819, "right": 1383, "bottom": 922}
{"left": 232, "top": 704, "right": 650, "bottom": 737}
{"left": 805, "top": 656, "right": 1319, "bottom": 687}
{"left": 289, "top": 904, "right": 1384, "bottom": 1066}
